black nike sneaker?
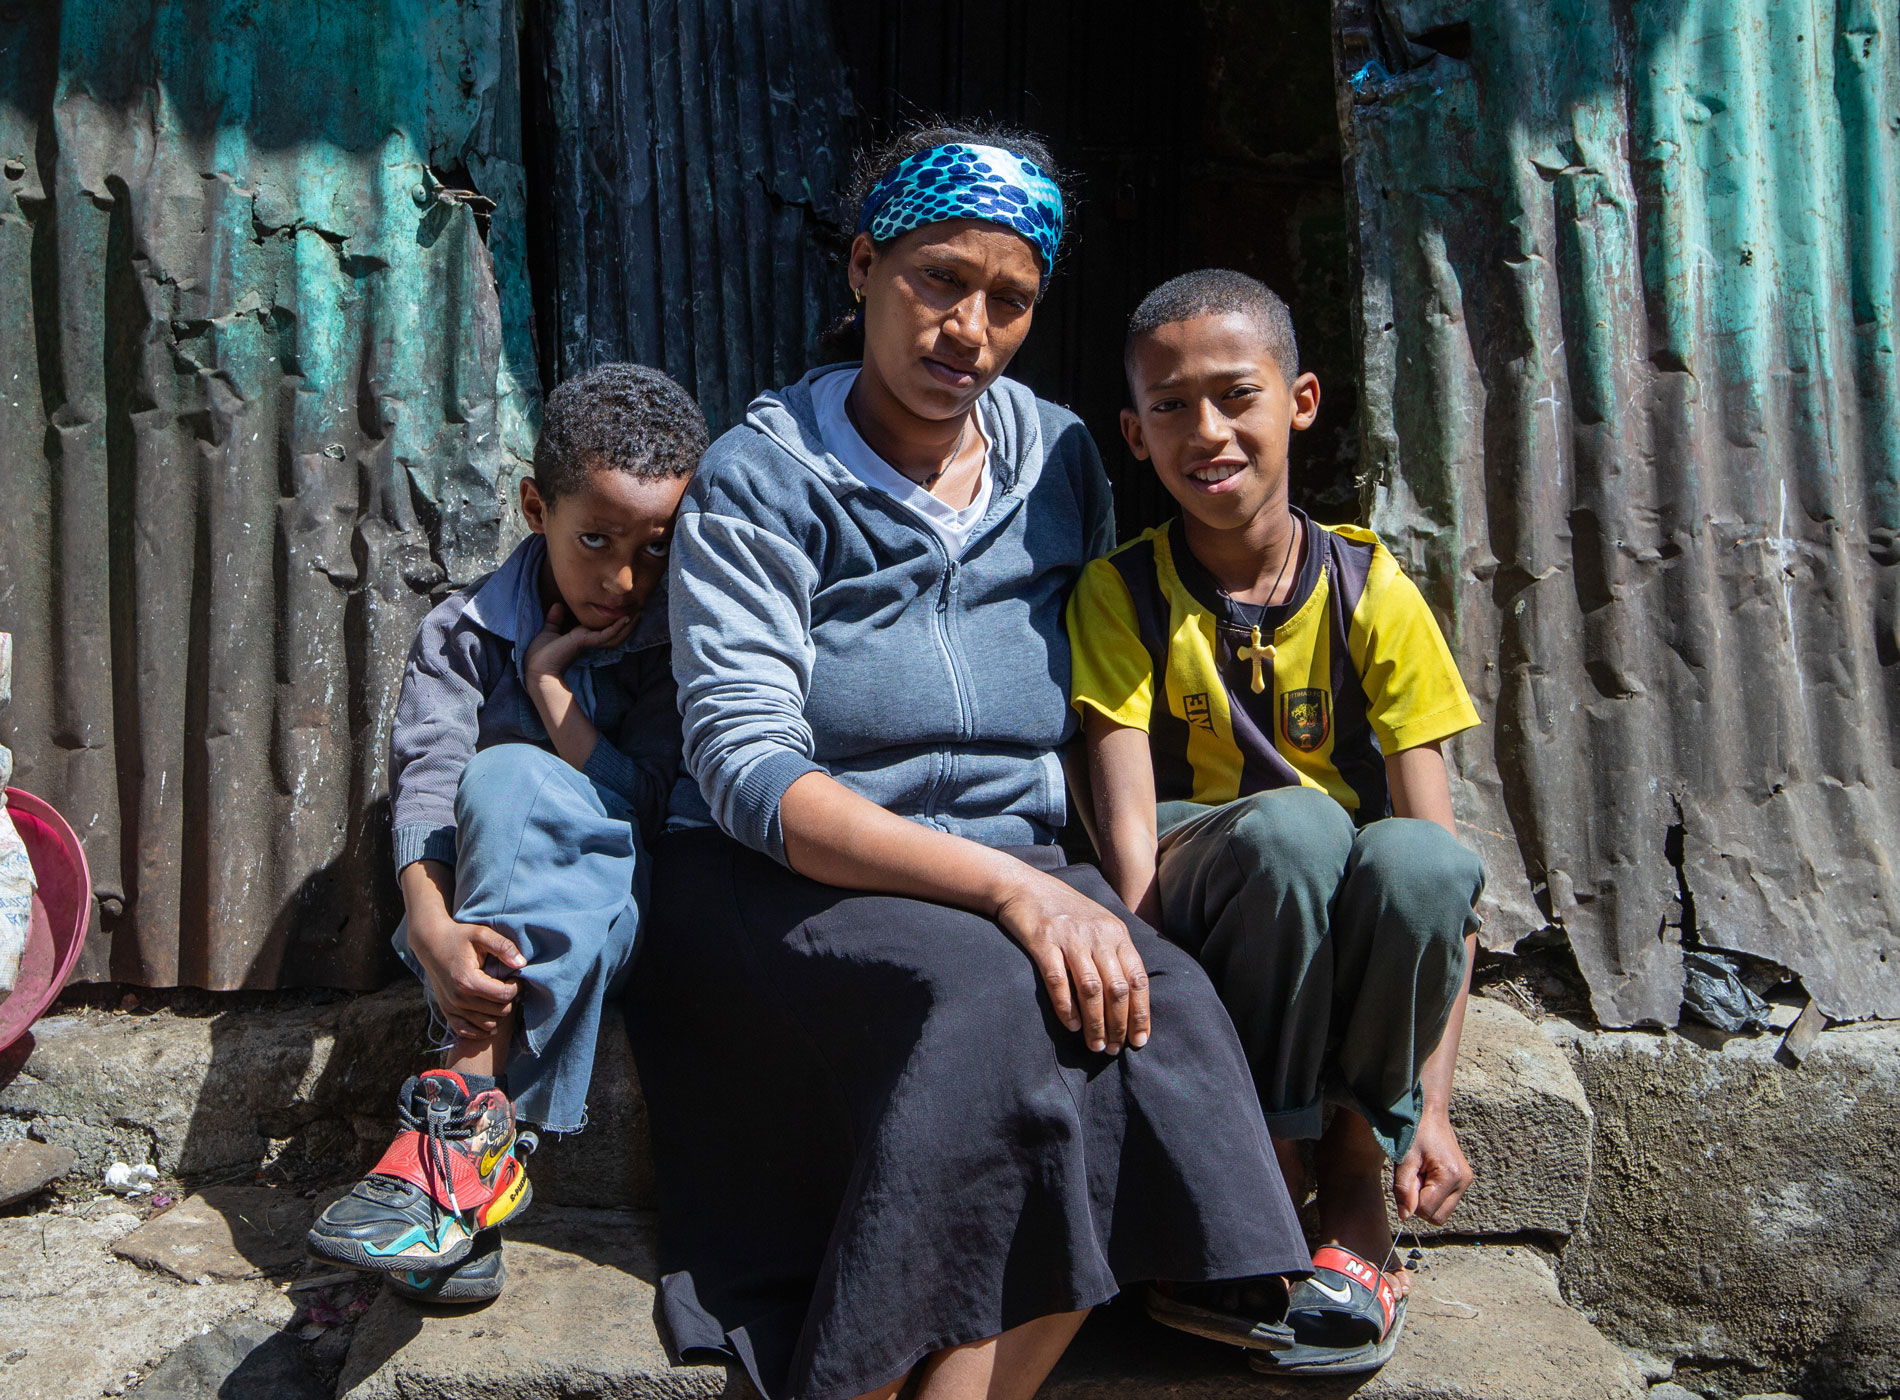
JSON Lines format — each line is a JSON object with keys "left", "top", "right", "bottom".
{"left": 306, "top": 1070, "right": 533, "bottom": 1273}
{"left": 387, "top": 1226, "right": 508, "bottom": 1304}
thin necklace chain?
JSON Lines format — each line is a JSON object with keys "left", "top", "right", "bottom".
{"left": 918, "top": 414, "right": 972, "bottom": 492}
{"left": 842, "top": 383, "right": 973, "bottom": 493}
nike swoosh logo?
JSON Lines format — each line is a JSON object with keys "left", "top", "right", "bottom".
{"left": 1309, "top": 1278, "right": 1355, "bottom": 1304}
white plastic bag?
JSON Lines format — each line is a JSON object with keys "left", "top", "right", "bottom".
{"left": 0, "top": 809, "right": 30, "bottom": 993}
{"left": 0, "top": 632, "right": 27, "bottom": 992}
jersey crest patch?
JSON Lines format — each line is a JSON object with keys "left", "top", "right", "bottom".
{"left": 1281, "top": 688, "right": 1331, "bottom": 752}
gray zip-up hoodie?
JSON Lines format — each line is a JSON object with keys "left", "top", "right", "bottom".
{"left": 669, "top": 364, "right": 1115, "bottom": 864}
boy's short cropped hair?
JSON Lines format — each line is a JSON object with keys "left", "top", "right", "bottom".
{"left": 533, "top": 363, "right": 710, "bottom": 503}
{"left": 1124, "top": 270, "right": 1299, "bottom": 387}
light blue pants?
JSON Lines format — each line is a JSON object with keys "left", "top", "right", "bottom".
{"left": 393, "top": 743, "right": 644, "bottom": 1133}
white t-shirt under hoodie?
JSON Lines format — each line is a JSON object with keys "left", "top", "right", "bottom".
{"left": 810, "top": 369, "right": 995, "bottom": 559}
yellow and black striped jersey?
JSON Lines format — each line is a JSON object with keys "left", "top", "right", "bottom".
{"left": 1066, "top": 513, "right": 1479, "bottom": 819}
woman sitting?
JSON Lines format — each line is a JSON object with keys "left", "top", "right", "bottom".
{"left": 628, "top": 123, "right": 1308, "bottom": 1400}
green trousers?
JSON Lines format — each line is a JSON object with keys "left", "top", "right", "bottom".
{"left": 1156, "top": 786, "right": 1483, "bottom": 1161}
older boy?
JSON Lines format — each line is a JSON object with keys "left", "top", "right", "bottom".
{"left": 1067, "top": 271, "right": 1483, "bottom": 1373}
{"left": 306, "top": 364, "right": 707, "bottom": 1303}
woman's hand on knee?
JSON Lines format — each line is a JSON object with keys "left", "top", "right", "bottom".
{"left": 994, "top": 873, "right": 1151, "bottom": 1055}
{"left": 408, "top": 914, "right": 526, "bottom": 1040}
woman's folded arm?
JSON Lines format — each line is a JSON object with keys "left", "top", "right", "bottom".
{"left": 668, "top": 507, "right": 826, "bottom": 863}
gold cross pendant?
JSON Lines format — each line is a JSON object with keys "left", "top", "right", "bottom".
{"left": 1236, "top": 625, "right": 1275, "bottom": 694}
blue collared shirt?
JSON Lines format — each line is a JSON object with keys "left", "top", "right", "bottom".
{"left": 388, "top": 534, "right": 680, "bottom": 871}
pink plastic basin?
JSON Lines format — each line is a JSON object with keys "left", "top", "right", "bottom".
{"left": 0, "top": 788, "right": 92, "bottom": 1056}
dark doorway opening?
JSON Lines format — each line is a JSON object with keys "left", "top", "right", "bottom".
{"left": 828, "top": 0, "right": 1358, "bottom": 536}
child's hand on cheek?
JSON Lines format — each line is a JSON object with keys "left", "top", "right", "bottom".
{"left": 523, "top": 602, "right": 635, "bottom": 683}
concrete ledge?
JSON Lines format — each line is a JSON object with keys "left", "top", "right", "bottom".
{"left": 1, "top": 984, "right": 1587, "bottom": 1238}
{"left": 0, "top": 988, "right": 431, "bottom": 1179}
{"left": 0, "top": 987, "right": 659, "bottom": 1207}
{"left": 1554, "top": 1019, "right": 1900, "bottom": 1398}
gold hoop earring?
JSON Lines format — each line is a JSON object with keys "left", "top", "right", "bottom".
{"left": 852, "top": 286, "right": 863, "bottom": 304}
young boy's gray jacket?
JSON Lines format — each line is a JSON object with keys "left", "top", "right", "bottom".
{"left": 388, "top": 533, "right": 680, "bottom": 872}
{"left": 667, "top": 365, "right": 1115, "bottom": 865}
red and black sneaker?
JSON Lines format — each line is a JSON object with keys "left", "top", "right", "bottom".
{"left": 306, "top": 1070, "right": 533, "bottom": 1273}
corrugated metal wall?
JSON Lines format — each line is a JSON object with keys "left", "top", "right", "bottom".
{"left": 0, "top": 1, "right": 539, "bottom": 988}
{"left": 1337, "top": 0, "right": 1900, "bottom": 1025}
{"left": 520, "top": 0, "right": 856, "bottom": 433}
{"left": 7, "top": 0, "right": 1894, "bottom": 1017}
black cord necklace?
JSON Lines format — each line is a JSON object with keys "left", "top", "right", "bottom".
{"left": 1217, "top": 520, "right": 1299, "bottom": 611}
{"left": 1219, "top": 524, "right": 1299, "bottom": 695}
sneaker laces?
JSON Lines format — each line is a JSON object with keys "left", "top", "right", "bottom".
{"left": 396, "top": 1090, "right": 475, "bottom": 1218}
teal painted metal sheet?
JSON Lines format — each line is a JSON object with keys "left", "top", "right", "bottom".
{"left": 1337, "top": 0, "right": 1900, "bottom": 1024}
{"left": 0, "top": 1, "right": 538, "bottom": 987}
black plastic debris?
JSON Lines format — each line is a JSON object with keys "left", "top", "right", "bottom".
{"left": 1680, "top": 951, "right": 1775, "bottom": 1033}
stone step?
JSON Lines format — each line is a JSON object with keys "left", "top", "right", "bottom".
{"left": 334, "top": 1206, "right": 1645, "bottom": 1400}
{"left": 1393, "top": 994, "right": 1593, "bottom": 1239}
{"left": 1550, "top": 1015, "right": 1900, "bottom": 1398}
{"left": 3, "top": 986, "right": 1591, "bottom": 1241}
{"left": 1050, "top": 1241, "right": 1645, "bottom": 1399}
{"left": 334, "top": 1206, "right": 721, "bottom": 1400}
{"left": 0, "top": 986, "right": 433, "bottom": 1180}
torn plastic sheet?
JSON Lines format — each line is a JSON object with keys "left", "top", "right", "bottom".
{"left": 1680, "top": 951, "right": 1775, "bottom": 1034}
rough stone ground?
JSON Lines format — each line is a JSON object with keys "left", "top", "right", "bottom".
{"left": 8, "top": 978, "right": 1897, "bottom": 1396}
{"left": 0, "top": 1194, "right": 297, "bottom": 1399}
{"left": 0, "top": 1137, "right": 73, "bottom": 1205}
{"left": 335, "top": 1207, "right": 727, "bottom": 1400}
{"left": 334, "top": 1221, "right": 1645, "bottom": 1400}
{"left": 1047, "top": 1243, "right": 1646, "bottom": 1400}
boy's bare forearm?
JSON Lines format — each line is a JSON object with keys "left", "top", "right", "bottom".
{"left": 399, "top": 858, "right": 456, "bottom": 929}
{"left": 1083, "top": 711, "right": 1161, "bottom": 922}
{"left": 1386, "top": 739, "right": 1470, "bottom": 1114}
{"left": 526, "top": 673, "right": 607, "bottom": 774}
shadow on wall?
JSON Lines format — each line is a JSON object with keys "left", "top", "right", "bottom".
{"left": 828, "top": 0, "right": 1359, "bottom": 539}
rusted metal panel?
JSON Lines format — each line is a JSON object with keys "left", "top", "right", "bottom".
{"left": 521, "top": 0, "right": 857, "bottom": 433}
{"left": 1336, "top": 0, "right": 1900, "bottom": 1024}
{"left": 0, "top": 1, "right": 539, "bottom": 988}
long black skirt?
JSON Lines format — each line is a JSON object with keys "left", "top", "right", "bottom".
{"left": 625, "top": 829, "right": 1308, "bottom": 1400}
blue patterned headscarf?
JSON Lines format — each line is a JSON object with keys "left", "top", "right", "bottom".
{"left": 856, "top": 143, "right": 1064, "bottom": 273}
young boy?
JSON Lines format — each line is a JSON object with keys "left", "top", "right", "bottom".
{"left": 1067, "top": 271, "right": 1484, "bottom": 1372}
{"left": 306, "top": 363, "right": 708, "bottom": 1303}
